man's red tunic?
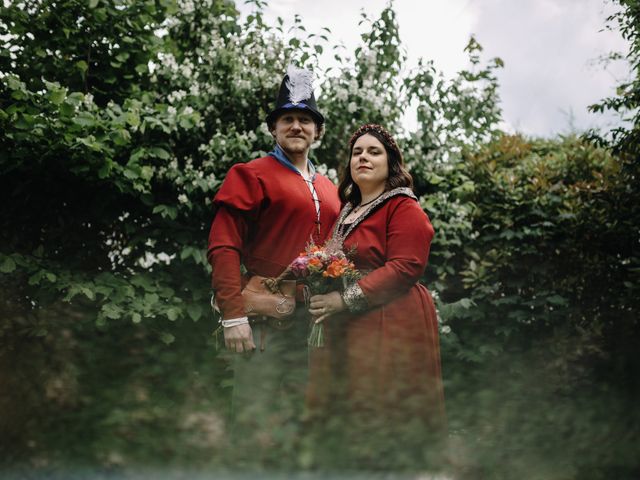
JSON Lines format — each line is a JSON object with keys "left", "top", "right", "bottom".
{"left": 207, "top": 156, "right": 341, "bottom": 319}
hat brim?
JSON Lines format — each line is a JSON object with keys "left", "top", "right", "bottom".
{"left": 266, "top": 104, "right": 325, "bottom": 126}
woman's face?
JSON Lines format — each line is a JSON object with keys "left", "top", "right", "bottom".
{"left": 350, "top": 133, "right": 389, "bottom": 191}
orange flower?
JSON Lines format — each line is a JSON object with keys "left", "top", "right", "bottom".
{"left": 323, "top": 259, "right": 347, "bottom": 278}
{"left": 308, "top": 257, "right": 323, "bottom": 269}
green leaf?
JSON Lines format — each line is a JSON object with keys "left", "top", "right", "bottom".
{"left": 28, "top": 271, "right": 44, "bottom": 285}
{"left": 125, "top": 112, "right": 140, "bottom": 127}
{"left": 187, "top": 303, "right": 203, "bottom": 322}
{"left": 76, "top": 60, "right": 89, "bottom": 73}
{"left": 0, "top": 257, "right": 16, "bottom": 273}
{"left": 149, "top": 147, "right": 170, "bottom": 159}
{"left": 152, "top": 205, "right": 177, "bottom": 220}
{"left": 80, "top": 286, "right": 96, "bottom": 300}
{"left": 48, "top": 88, "right": 66, "bottom": 105}
{"left": 458, "top": 298, "right": 475, "bottom": 309}
{"left": 160, "top": 332, "right": 175, "bottom": 344}
{"left": 547, "top": 295, "right": 568, "bottom": 306}
{"left": 131, "top": 275, "right": 153, "bottom": 290}
{"left": 144, "top": 293, "right": 159, "bottom": 304}
{"left": 166, "top": 308, "right": 179, "bottom": 321}
{"left": 140, "top": 166, "right": 153, "bottom": 181}
{"left": 131, "top": 312, "right": 142, "bottom": 324}
{"left": 124, "top": 166, "right": 140, "bottom": 179}
{"left": 98, "top": 161, "right": 113, "bottom": 178}
{"left": 15, "top": 114, "right": 35, "bottom": 129}
{"left": 220, "top": 378, "right": 234, "bottom": 389}
{"left": 129, "top": 148, "right": 146, "bottom": 163}
{"left": 178, "top": 115, "right": 195, "bottom": 129}
{"left": 59, "top": 102, "right": 75, "bottom": 117}
{"left": 94, "top": 285, "right": 114, "bottom": 297}
{"left": 102, "top": 303, "right": 122, "bottom": 319}
{"left": 73, "top": 112, "right": 97, "bottom": 127}
{"left": 76, "top": 136, "right": 103, "bottom": 151}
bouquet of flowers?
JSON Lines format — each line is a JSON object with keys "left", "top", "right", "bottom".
{"left": 288, "top": 238, "right": 360, "bottom": 347}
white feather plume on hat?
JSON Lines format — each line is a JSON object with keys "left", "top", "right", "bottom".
{"left": 285, "top": 64, "right": 314, "bottom": 105}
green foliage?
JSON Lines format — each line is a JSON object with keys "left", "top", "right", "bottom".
{"left": 0, "top": 0, "right": 172, "bottom": 104}
{"left": 0, "top": 0, "right": 504, "bottom": 334}
{"left": 588, "top": 0, "right": 640, "bottom": 151}
{"left": 431, "top": 135, "right": 638, "bottom": 363}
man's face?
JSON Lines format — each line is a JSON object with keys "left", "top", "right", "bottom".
{"left": 271, "top": 111, "right": 318, "bottom": 156}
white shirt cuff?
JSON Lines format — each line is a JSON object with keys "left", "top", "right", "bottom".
{"left": 221, "top": 316, "right": 249, "bottom": 328}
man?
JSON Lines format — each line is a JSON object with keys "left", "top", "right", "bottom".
{"left": 207, "top": 66, "right": 340, "bottom": 462}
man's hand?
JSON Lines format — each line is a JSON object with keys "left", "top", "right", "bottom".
{"left": 224, "top": 323, "right": 256, "bottom": 353}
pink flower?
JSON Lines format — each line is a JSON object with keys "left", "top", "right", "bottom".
{"left": 290, "top": 256, "right": 310, "bottom": 277}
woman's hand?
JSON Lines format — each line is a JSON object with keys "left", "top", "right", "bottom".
{"left": 309, "top": 291, "right": 346, "bottom": 324}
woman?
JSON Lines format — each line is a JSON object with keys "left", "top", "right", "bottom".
{"left": 306, "top": 123, "right": 445, "bottom": 467}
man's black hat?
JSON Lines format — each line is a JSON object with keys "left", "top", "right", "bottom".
{"left": 266, "top": 65, "right": 325, "bottom": 127}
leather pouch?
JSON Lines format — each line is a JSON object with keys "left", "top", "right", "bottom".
{"left": 241, "top": 275, "right": 296, "bottom": 319}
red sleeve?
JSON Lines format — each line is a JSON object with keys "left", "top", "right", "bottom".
{"left": 212, "top": 163, "right": 264, "bottom": 217}
{"left": 207, "top": 163, "right": 264, "bottom": 319}
{"left": 358, "top": 198, "right": 434, "bottom": 308}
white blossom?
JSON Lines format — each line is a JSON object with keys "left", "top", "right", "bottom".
{"left": 158, "top": 52, "right": 178, "bottom": 71}
{"left": 335, "top": 88, "right": 348, "bottom": 102}
{"left": 181, "top": 63, "right": 193, "bottom": 78}
{"left": 180, "top": 0, "right": 195, "bottom": 15}
{"left": 259, "top": 123, "right": 271, "bottom": 136}
{"left": 348, "top": 78, "right": 359, "bottom": 94}
{"left": 167, "top": 90, "right": 186, "bottom": 103}
{"left": 366, "top": 50, "right": 377, "bottom": 65}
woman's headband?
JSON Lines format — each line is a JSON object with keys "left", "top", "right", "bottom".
{"left": 348, "top": 123, "right": 401, "bottom": 155}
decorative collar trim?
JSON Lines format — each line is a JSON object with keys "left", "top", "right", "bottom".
{"left": 332, "top": 187, "right": 417, "bottom": 244}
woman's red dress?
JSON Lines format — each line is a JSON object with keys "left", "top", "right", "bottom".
{"left": 307, "top": 188, "right": 446, "bottom": 459}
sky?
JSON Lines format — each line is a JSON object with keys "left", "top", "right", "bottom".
{"left": 236, "top": 0, "right": 630, "bottom": 137}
